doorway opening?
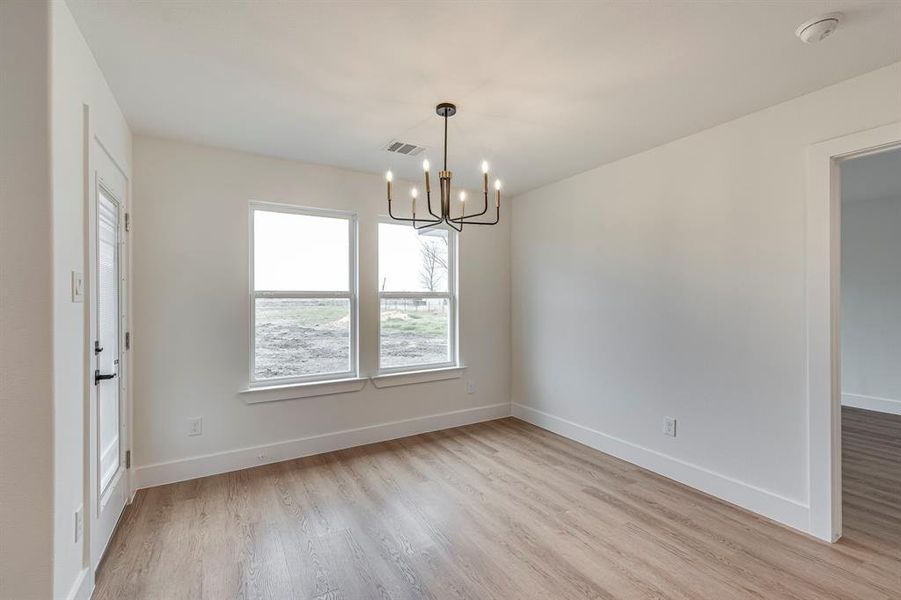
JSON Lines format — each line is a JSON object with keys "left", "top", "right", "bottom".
{"left": 838, "top": 147, "right": 901, "bottom": 548}
{"left": 805, "top": 121, "right": 901, "bottom": 543}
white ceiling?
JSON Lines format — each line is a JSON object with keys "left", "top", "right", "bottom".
{"left": 842, "top": 146, "right": 901, "bottom": 203}
{"left": 66, "top": 0, "right": 901, "bottom": 195}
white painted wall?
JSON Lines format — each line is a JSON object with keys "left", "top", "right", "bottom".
{"left": 511, "top": 62, "right": 901, "bottom": 534}
{"left": 841, "top": 194, "right": 901, "bottom": 415}
{"left": 131, "top": 136, "right": 510, "bottom": 481}
{"left": 0, "top": 2, "right": 54, "bottom": 598}
{"left": 50, "top": 1, "right": 133, "bottom": 597}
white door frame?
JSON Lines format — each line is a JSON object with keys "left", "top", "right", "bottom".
{"left": 86, "top": 131, "right": 132, "bottom": 573}
{"left": 805, "top": 120, "right": 901, "bottom": 542}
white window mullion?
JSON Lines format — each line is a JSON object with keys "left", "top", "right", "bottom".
{"left": 256, "top": 290, "right": 351, "bottom": 299}
{"left": 379, "top": 291, "right": 451, "bottom": 301}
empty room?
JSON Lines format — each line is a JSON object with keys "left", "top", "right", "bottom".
{"left": 2, "top": 1, "right": 901, "bottom": 599}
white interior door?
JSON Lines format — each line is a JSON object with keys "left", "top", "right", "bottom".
{"left": 91, "top": 150, "right": 129, "bottom": 570}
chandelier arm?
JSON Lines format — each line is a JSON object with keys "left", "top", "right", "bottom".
{"left": 449, "top": 190, "right": 489, "bottom": 223}
{"left": 413, "top": 213, "right": 442, "bottom": 227}
{"left": 388, "top": 214, "right": 434, "bottom": 225}
{"left": 414, "top": 219, "right": 443, "bottom": 231}
{"left": 387, "top": 200, "right": 440, "bottom": 225}
{"left": 455, "top": 215, "right": 499, "bottom": 226}
{"left": 455, "top": 198, "right": 500, "bottom": 225}
{"left": 424, "top": 188, "right": 441, "bottom": 220}
{"left": 444, "top": 215, "right": 463, "bottom": 232}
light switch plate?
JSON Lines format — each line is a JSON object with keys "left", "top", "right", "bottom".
{"left": 74, "top": 506, "right": 83, "bottom": 543}
{"left": 71, "top": 271, "right": 84, "bottom": 303}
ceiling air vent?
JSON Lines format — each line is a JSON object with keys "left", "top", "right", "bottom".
{"left": 384, "top": 140, "right": 426, "bottom": 157}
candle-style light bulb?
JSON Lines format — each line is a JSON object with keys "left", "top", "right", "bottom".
{"left": 459, "top": 191, "right": 466, "bottom": 202}
{"left": 481, "top": 160, "right": 489, "bottom": 174}
{"left": 386, "top": 170, "right": 393, "bottom": 182}
{"left": 423, "top": 159, "right": 431, "bottom": 194}
{"left": 459, "top": 190, "right": 465, "bottom": 217}
{"left": 411, "top": 187, "right": 417, "bottom": 216}
{"left": 494, "top": 179, "right": 501, "bottom": 190}
{"left": 494, "top": 179, "right": 501, "bottom": 207}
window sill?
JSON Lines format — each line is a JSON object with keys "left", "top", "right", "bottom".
{"left": 370, "top": 366, "right": 465, "bottom": 389}
{"left": 241, "top": 377, "right": 367, "bottom": 404}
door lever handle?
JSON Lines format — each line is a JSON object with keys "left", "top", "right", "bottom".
{"left": 94, "top": 369, "right": 117, "bottom": 385}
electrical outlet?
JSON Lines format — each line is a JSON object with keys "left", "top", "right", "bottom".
{"left": 663, "top": 416, "right": 677, "bottom": 437}
{"left": 74, "top": 506, "right": 83, "bottom": 543}
{"left": 467, "top": 380, "right": 477, "bottom": 395}
{"left": 188, "top": 417, "right": 203, "bottom": 436}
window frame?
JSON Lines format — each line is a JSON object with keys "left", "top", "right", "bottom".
{"left": 248, "top": 201, "right": 358, "bottom": 387}
{"left": 377, "top": 217, "right": 459, "bottom": 375}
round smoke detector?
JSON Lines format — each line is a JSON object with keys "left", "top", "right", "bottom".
{"left": 796, "top": 13, "right": 842, "bottom": 43}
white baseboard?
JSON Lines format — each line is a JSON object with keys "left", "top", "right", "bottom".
{"left": 65, "top": 567, "right": 91, "bottom": 600}
{"left": 511, "top": 403, "right": 810, "bottom": 534}
{"left": 135, "top": 403, "right": 511, "bottom": 489}
{"left": 842, "top": 393, "right": 901, "bottom": 416}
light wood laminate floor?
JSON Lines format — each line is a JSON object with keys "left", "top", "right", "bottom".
{"left": 94, "top": 411, "right": 901, "bottom": 599}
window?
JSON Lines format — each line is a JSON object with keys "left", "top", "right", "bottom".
{"left": 250, "top": 203, "right": 357, "bottom": 385}
{"left": 378, "top": 221, "right": 457, "bottom": 372}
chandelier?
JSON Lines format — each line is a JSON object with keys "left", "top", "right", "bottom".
{"left": 385, "top": 102, "right": 501, "bottom": 232}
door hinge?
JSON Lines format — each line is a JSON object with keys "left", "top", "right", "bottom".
{"left": 124, "top": 212, "right": 130, "bottom": 232}
{"left": 125, "top": 331, "right": 131, "bottom": 350}
{"left": 125, "top": 450, "right": 131, "bottom": 469}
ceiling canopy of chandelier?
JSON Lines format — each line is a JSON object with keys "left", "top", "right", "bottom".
{"left": 385, "top": 102, "right": 501, "bottom": 232}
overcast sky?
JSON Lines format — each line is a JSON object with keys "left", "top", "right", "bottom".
{"left": 254, "top": 210, "right": 447, "bottom": 292}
